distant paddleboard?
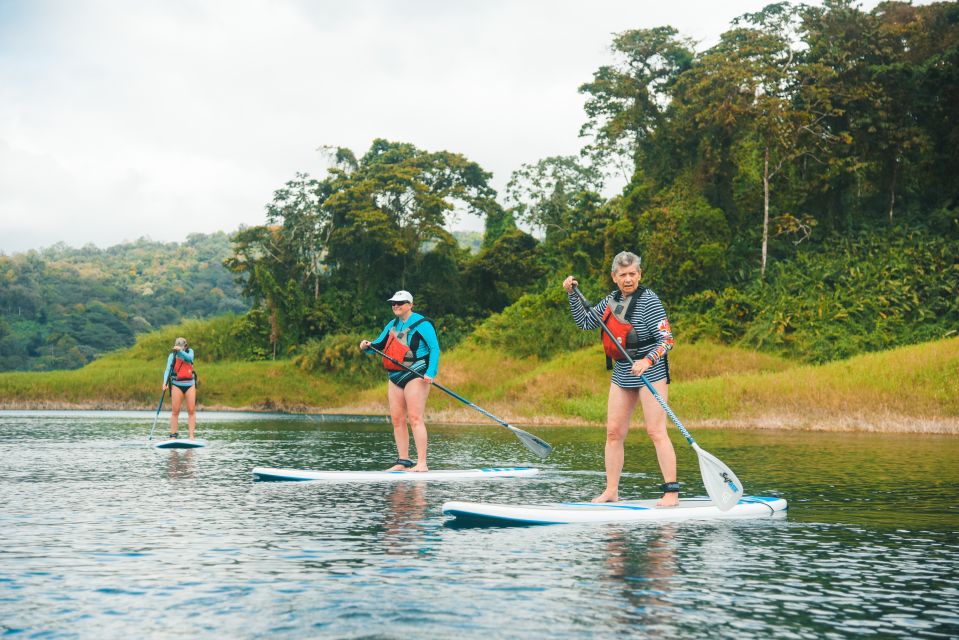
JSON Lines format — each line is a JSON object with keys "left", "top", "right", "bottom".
{"left": 252, "top": 466, "right": 539, "bottom": 482}
{"left": 153, "top": 439, "right": 206, "bottom": 449}
{"left": 443, "top": 495, "right": 787, "bottom": 525}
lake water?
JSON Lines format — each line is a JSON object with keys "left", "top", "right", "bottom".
{"left": 1, "top": 411, "right": 957, "bottom": 639}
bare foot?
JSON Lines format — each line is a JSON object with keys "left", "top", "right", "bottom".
{"left": 385, "top": 464, "right": 408, "bottom": 471}
{"left": 657, "top": 493, "right": 679, "bottom": 507}
{"left": 409, "top": 463, "right": 429, "bottom": 472}
{"left": 591, "top": 491, "right": 619, "bottom": 503}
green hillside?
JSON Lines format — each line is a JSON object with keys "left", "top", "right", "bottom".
{"left": 0, "top": 233, "right": 248, "bottom": 371}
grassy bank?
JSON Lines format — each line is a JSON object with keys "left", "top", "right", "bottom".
{"left": 1, "top": 337, "right": 956, "bottom": 434}
{"left": 0, "top": 356, "right": 352, "bottom": 412}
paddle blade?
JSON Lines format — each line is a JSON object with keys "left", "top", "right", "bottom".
{"left": 508, "top": 425, "right": 553, "bottom": 459}
{"left": 693, "top": 443, "right": 744, "bottom": 511}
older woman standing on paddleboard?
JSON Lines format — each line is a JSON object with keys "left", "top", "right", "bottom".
{"left": 563, "top": 251, "right": 677, "bottom": 505}
{"left": 360, "top": 290, "right": 441, "bottom": 472}
{"left": 162, "top": 337, "right": 198, "bottom": 440}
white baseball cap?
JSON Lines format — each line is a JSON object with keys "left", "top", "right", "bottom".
{"left": 387, "top": 290, "right": 413, "bottom": 304}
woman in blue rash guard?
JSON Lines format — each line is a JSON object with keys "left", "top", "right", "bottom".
{"left": 162, "top": 337, "right": 197, "bottom": 440}
{"left": 360, "top": 290, "right": 441, "bottom": 472}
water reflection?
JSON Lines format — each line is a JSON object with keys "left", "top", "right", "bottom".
{"left": 383, "top": 482, "right": 428, "bottom": 540}
{"left": 161, "top": 449, "right": 196, "bottom": 480}
{"left": 604, "top": 524, "right": 679, "bottom": 629}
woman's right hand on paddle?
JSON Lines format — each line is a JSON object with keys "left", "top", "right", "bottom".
{"left": 359, "top": 340, "right": 371, "bottom": 351}
{"left": 162, "top": 384, "right": 168, "bottom": 391}
{"left": 562, "top": 276, "right": 578, "bottom": 293}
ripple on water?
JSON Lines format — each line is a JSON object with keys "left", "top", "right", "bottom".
{"left": 0, "top": 415, "right": 957, "bottom": 639}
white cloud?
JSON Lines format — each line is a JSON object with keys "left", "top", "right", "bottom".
{"left": 0, "top": 0, "right": 890, "bottom": 253}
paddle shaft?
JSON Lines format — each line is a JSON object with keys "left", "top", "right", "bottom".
{"left": 367, "top": 346, "right": 512, "bottom": 430}
{"left": 572, "top": 285, "right": 696, "bottom": 445}
{"left": 148, "top": 367, "right": 173, "bottom": 440}
{"left": 364, "top": 345, "right": 552, "bottom": 459}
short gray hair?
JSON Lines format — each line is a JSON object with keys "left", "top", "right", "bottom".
{"left": 610, "top": 251, "right": 641, "bottom": 274}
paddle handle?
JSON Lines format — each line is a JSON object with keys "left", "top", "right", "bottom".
{"left": 571, "top": 285, "right": 695, "bottom": 445}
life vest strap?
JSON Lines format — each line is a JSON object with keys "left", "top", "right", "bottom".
{"left": 600, "top": 289, "right": 671, "bottom": 383}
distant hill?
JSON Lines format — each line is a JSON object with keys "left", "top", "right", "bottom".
{"left": 0, "top": 232, "right": 249, "bottom": 371}
{"left": 452, "top": 230, "right": 483, "bottom": 253}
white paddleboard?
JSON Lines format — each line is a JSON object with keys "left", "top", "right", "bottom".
{"left": 153, "top": 439, "right": 206, "bottom": 449}
{"left": 252, "top": 466, "right": 539, "bottom": 482}
{"left": 442, "top": 495, "right": 787, "bottom": 525}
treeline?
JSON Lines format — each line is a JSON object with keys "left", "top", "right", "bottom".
{"left": 223, "top": 1, "right": 957, "bottom": 365}
{"left": 0, "top": 233, "right": 248, "bottom": 371}
{"left": 223, "top": 143, "right": 548, "bottom": 359}
{"left": 572, "top": 0, "right": 959, "bottom": 288}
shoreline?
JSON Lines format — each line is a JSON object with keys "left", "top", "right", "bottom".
{"left": 3, "top": 400, "right": 956, "bottom": 435}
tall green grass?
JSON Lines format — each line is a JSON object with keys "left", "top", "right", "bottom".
{"left": 0, "top": 357, "right": 351, "bottom": 411}
{"left": 113, "top": 314, "right": 253, "bottom": 362}
{"left": 1, "top": 335, "right": 956, "bottom": 432}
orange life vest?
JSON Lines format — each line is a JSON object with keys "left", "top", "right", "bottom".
{"left": 381, "top": 317, "right": 429, "bottom": 371}
{"left": 601, "top": 289, "right": 643, "bottom": 361}
{"left": 173, "top": 356, "right": 194, "bottom": 382}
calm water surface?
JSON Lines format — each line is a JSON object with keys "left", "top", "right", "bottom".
{"left": 1, "top": 411, "right": 957, "bottom": 639}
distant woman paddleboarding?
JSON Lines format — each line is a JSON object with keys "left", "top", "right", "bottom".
{"left": 563, "top": 251, "right": 677, "bottom": 505}
{"left": 162, "top": 337, "right": 197, "bottom": 440}
{"left": 360, "top": 290, "right": 441, "bottom": 472}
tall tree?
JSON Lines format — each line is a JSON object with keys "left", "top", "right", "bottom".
{"left": 799, "top": 0, "right": 891, "bottom": 229}
{"left": 224, "top": 225, "right": 309, "bottom": 357}
{"left": 322, "top": 139, "right": 497, "bottom": 319}
{"left": 672, "top": 4, "right": 840, "bottom": 277}
{"left": 579, "top": 27, "right": 694, "bottom": 178}
{"left": 264, "top": 173, "right": 334, "bottom": 301}
{"left": 505, "top": 155, "right": 604, "bottom": 246}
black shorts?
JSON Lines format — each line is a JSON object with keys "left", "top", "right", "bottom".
{"left": 388, "top": 360, "right": 428, "bottom": 389}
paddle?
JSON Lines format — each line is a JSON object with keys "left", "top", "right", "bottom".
{"left": 571, "top": 285, "right": 743, "bottom": 510}
{"left": 148, "top": 368, "right": 173, "bottom": 441}
{"left": 365, "top": 345, "right": 553, "bottom": 459}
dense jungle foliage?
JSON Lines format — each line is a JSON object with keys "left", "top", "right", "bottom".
{"left": 223, "top": 1, "right": 957, "bottom": 371}
{"left": 0, "top": 234, "right": 248, "bottom": 371}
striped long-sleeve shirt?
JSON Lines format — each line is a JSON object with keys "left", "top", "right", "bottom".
{"left": 568, "top": 289, "right": 673, "bottom": 387}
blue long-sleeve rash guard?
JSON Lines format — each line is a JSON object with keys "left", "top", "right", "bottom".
{"left": 367, "top": 313, "right": 441, "bottom": 378}
{"left": 163, "top": 349, "right": 195, "bottom": 386}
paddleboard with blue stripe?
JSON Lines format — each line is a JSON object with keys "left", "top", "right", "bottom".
{"left": 252, "top": 466, "right": 539, "bottom": 482}
{"left": 153, "top": 439, "right": 206, "bottom": 449}
{"left": 443, "top": 495, "right": 787, "bottom": 525}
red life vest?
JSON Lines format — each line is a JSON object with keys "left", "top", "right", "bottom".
{"left": 381, "top": 317, "right": 429, "bottom": 371}
{"left": 173, "top": 356, "right": 194, "bottom": 382}
{"left": 600, "top": 289, "right": 644, "bottom": 361}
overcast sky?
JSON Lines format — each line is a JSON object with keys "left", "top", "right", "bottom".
{"left": 0, "top": 0, "right": 885, "bottom": 254}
